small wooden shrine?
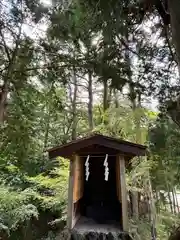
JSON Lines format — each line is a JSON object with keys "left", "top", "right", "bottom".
{"left": 47, "top": 134, "right": 146, "bottom": 235}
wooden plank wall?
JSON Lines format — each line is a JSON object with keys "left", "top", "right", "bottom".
{"left": 73, "top": 155, "right": 84, "bottom": 203}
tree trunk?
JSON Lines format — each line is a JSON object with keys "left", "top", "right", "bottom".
{"left": 148, "top": 176, "right": 157, "bottom": 240}
{"left": 22, "top": 221, "right": 33, "bottom": 240}
{"left": 43, "top": 83, "right": 55, "bottom": 149}
{"left": 124, "top": 26, "right": 140, "bottom": 219}
{"left": 87, "top": 70, "right": 94, "bottom": 130}
{"left": 44, "top": 113, "right": 50, "bottom": 149}
{"left": 113, "top": 89, "right": 119, "bottom": 108}
{"left": 103, "top": 79, "right": 108, "bottom": 112}
{"left": 172, "top": 188, "right": 177, "bottom": 214}
{"left": 155, "top": 189, "right": 160, "bottom": 213}
{"left": 0, "top": 84, "right": 8, "bottom": 123}
{"left": 71, "top": 67, "right": 78, "bottom": 140}
{"left": 168, "top": 0, "right": 180, "bottom": 73}
{"left": 131, "top": 192, "right": 139, "bottom": 219}
{"left": 175, "top": 189, "right": 180, "bottom": 213}
{"left": 167, "top": 188, "right": 174, "bottom": 213}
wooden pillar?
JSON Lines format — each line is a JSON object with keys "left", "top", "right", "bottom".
{"left": 67, "top": 159, "right": 75, "bottom": 229}
{"left": 118, "top": 154, "right": 128, "bottom": 232}
{"left": 67, "top": 154, "right": 84, "bottom": 229}
{"left": 73, "top": 155, "right": 84, "bottom": 203}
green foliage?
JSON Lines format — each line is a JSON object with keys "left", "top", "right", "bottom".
{"left": 0, "top": 186, "right": 38, "bottom": 234}
{"left": 129, "top": 219, "right": 151, "bottom": 240}
{"left": 0, "top": 0, "right": 179, "bottom": 239}
{"left": 0, "top": 155, "right": 68, "bottom": 239}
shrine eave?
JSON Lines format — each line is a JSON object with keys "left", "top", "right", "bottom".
{"left": 47, "top": 133, "right": 147, "bottom": 159}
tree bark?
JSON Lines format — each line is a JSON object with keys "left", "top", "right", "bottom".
{"left": 124, "top": 24, "right": 140, "bottom": 218}
{"left": 132, "top": 192, "right": 139, "bottom": 219}
{"left": 113, "top": 89, "right": 119, "bottom": 108}
{"left": 43, "top": 84, "right": 54, "bottom": 149}
{"left": 168, "top": 0, "right": 180, "bottom": 73}
{"left": 172, "top": 188, "right": 177, "bottom": 214}
{"left": 175, "top": 189, "right": 180, "bottom": 213}
{"left": 148, "top": 176, "right": 157, "bottom": 240}
{"left": 44, "top": 112, "right": 50, "bottom": 149}
{"left": 103, "top": 79, "right": 108, "bottom": 112}
{"left": 71, "top": 67, "right": 78, "bottom": 140}
{"left": 0, "top": 84, "right": 8, "bottom": 123}
{"left": 167, "top": 188, "right": 174, "bottom": 213}
{"left": 87, "top": 70, "right": 94, "bottom": 130}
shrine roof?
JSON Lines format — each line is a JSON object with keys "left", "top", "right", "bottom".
{"left": 47, "top": 133, "right": 147, "bottom": 159}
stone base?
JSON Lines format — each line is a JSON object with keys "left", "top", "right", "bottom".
{"left": 71, "top": 230, "right": 130, "bottom": 240}
{"left": 70, "top": 217, "right": 131, "bottom": 240}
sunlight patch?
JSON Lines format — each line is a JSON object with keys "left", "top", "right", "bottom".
{"left": 40, "top": 0, "right": 52, "bottom": 6}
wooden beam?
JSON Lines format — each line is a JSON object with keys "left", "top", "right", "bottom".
{"left": 67, "top": 159, "right": 74, "bottom": 229}
{"left": 118, "top": 155, "right": 128, "bottom": 232}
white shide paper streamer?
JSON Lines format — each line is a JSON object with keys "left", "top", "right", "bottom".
{"left": 85, "top": 155, "right": 90, "bottom": 181}
{"left": 104, "top": 154, "right": 109, "bottom": 181}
